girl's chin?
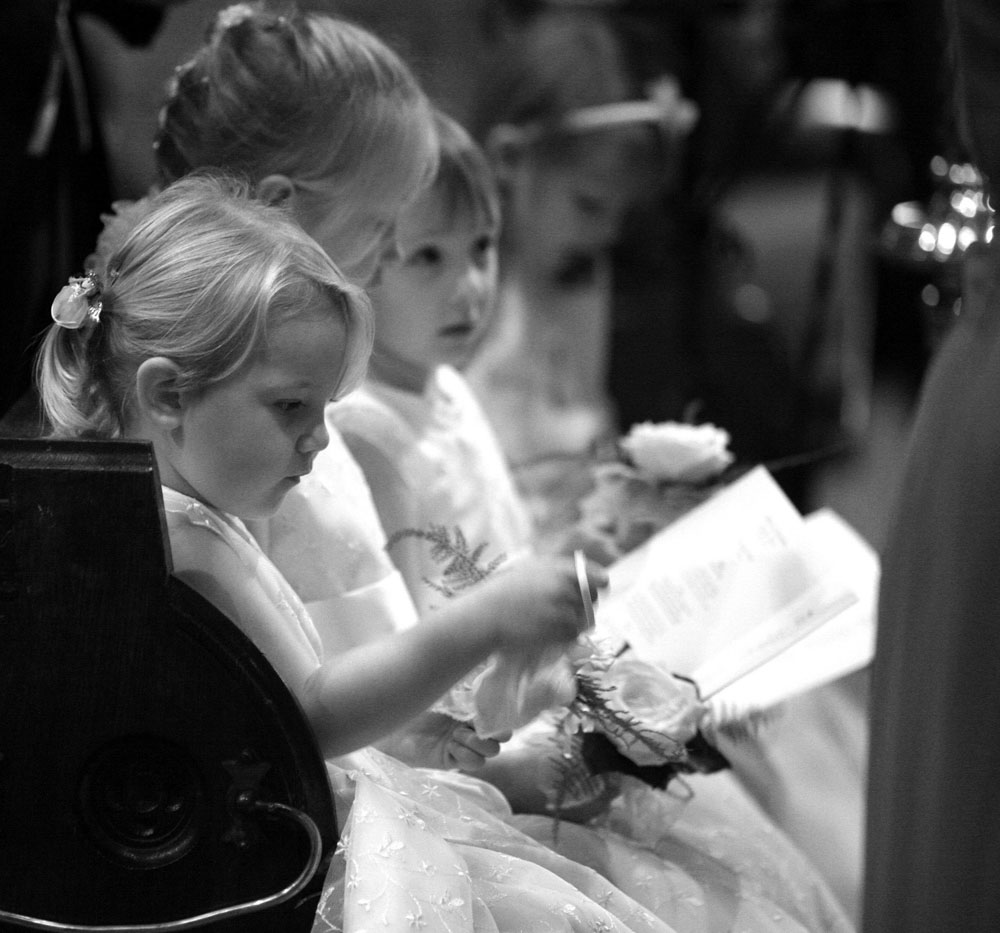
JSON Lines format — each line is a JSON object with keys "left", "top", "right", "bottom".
{"left": 234, "top": 482, "right": 297, "bottom": 521}
{"left": 441, "top": 339, "right": 483, "bottom": 370}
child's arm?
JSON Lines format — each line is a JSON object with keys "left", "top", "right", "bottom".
{"left": 171, "top": 519, "right": 601, "bottom": 759}
{"left": 301, "top": 556, "right": 599, "bottom": 757}
{"left": 374, "top": 712, "right": 505, "bottom": 771}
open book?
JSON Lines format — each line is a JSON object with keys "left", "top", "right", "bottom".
{"left": 594, "top": 466, "right": 879, "bottom": 719}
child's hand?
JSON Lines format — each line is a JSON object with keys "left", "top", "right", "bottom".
{"left": 549, "top": 523, "right": 622, "bottom": 567}
{"left": 376, "top": 712, "right": 505, "bottom": 771}
{"left": 479, "top": 554, "right": 608, "bottom": 652}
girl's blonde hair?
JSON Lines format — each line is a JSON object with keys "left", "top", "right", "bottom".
{"left": 37, "top": 173, "right": 373, "bottom": 439}
{"left": 155, "top": 2, "right": 437, "bottom": 207}
{"left": 430, "top": 110, "right": 501, "bottom": 233}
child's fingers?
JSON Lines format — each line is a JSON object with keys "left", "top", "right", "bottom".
{"left": 582, "top": 557, "right": 609, "bottom": 597}
{"left": 448, "top": 727, "right": 502, "bottom": 770}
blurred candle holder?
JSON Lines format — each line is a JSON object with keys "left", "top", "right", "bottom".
{"left": 881, "top": 156, "right": 994, "bottom": 351}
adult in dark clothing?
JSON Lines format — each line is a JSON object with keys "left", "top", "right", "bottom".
{"left": 862, "top": 1, "right": 1000, "bottom": 930}
{"left": 0, "top": 1, "right": 182, "bottom": 425}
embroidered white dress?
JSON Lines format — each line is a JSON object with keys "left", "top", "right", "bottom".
{"left": 327, "top": 365, "right": 534, "bottom": 618}
{"left": 162, "top": 487, "right": 853, "bottom": 933}
{"left": 161, "top": 487, "right": 668, "bottom": 933}
{"left": 320, "top": 372, "right": 855, "bottom": 933}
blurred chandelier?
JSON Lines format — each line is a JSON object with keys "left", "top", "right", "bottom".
{"left": 881, "top": 156, "right": 995, "bottom": 346}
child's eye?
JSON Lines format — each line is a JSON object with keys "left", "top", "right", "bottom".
{"left": 409, "top": 245, "right": 442, "bottom": 267}
{"left": 473, "top": 236, "right": 495, "bottom": 262}
{"left": 274, "top": 400, "right": 304, "bottom": 413}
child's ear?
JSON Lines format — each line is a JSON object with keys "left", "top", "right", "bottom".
{"left": 257, "top": 174, "right": 296, "bottom": 208}
{"left": 135, "top": 357, "right": 187, "bottom": 430}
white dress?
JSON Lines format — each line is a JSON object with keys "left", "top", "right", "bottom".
{"left": 161, "top": 487, "right": 671, "bottom": 933}
{"left": 162, "top": 487, "right": 853, "bottom": 933}
{"left": 322, "top": 372, "right": 854, "bottom": 933}
{"left": 327, "top": 365, "right": 534, "bottom": 618}
{"left": 248, "top": 425, "right": 419, "bottom": 655}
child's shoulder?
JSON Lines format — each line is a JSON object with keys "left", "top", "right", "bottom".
{"left": 161, "top": 486, "right": 223, "bottom": 533}
{"left": 328, "top": 381, "right": 423, "bottom": 455}
{"left": 160, "top": 487, "right": 255, "bottom": 572}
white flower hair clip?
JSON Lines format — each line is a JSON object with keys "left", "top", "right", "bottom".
{"left": 216, "top": 3, "right": 256, "bottom": 31}
{"left": 50, "top": 273, "right": 106, "bottom": 330}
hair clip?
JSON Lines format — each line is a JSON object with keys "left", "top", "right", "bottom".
{"left": 516, "top": 75, "right": 699, "bottom": 145}
{"left": 216, "top": 3, "right": 256, "bottom": 31}
{"left": 561, "top": 77, "right": 699, "bottom": 138}
{"left": 51, "top": 273, "right": 104, "bottom": 330}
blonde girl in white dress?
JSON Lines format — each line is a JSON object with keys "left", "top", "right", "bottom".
{"left": 33, "top": 174, "right": 685, "bottom": 933}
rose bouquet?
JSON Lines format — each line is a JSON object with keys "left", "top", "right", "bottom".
{"left": 575, "top": 420, "right": 735, "bottom": 561}
{"left": 401, "top": 420, "right": 767, "bottom": 819}
{"left": 544, "top": 636, "right": 737, "bottom": 822}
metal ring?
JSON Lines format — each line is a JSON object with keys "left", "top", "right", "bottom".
{"left": 573, "top": 549, "right": 597, "bottom": 631}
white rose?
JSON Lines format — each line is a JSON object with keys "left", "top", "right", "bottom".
{"left": 620, "top": 421, "right": 734, "bottom": 484}
{"left": 599, "top": 657, "right": 705, "bottom": 766}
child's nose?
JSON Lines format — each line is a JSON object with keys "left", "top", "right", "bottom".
{"left": 456, "top": 265, "right": 490, "bottom": 312}
{"left": 298, "top": 416, "right": 330, "bottom": 454}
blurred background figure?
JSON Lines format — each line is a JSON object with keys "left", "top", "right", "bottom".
{"left": 464, "top": 5, "right": 683, "bottom": 471}
{"left": 0, "top": 0, "right": 190, "bottom": 429}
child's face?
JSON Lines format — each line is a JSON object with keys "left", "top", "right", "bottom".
{"left": 504, "top": 136, "right": 631, "bottom": 286}
{"left": 368, "top": 189, "right": 498, "bottom": 387}
{"left": 159, "top": 310, "right": 347, "bottom": 520}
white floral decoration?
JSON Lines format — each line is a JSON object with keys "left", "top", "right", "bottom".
{"left": 217, "top": 3, "right": 256, "bottom": 31}
{"left": 595, "top": 657, "right": 705, "bottom": 767}
{"left": 620, "top": 421, "right": 734, "bottom": 484}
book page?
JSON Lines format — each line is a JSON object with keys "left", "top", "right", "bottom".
{"left": 594, "top": 468, "right": 875, "bottom": 706}
{"left": 707, "top": 508, "right": 879, "bottom": 716}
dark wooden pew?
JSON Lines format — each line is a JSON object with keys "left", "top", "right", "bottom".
{"left": 0, "top": 438, "right": 337, "bottom": 931}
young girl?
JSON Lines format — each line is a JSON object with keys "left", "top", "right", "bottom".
{"left": 329, "top": 108, "right": 534, "bottom": 619}
{"left": 122, "top": 1, "right": 569, "bottom": 772}
{"left": 153, "top": 2, "right": 437, "bottom": 289}
{"left": 145, "top": 1, "right": 465, "bottom": 758}
{"left": 463, "top": 8, "right": 667, "bottom": 470}
{"left": 324, "top": 110, "right": 854, "bottom": 933}
{"left": 34, "top": 174, "right": 682, "bottom": 933}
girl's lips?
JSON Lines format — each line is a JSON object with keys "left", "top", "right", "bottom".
{"left": 439, "top": 321, "right": 479, "bottom": 340}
